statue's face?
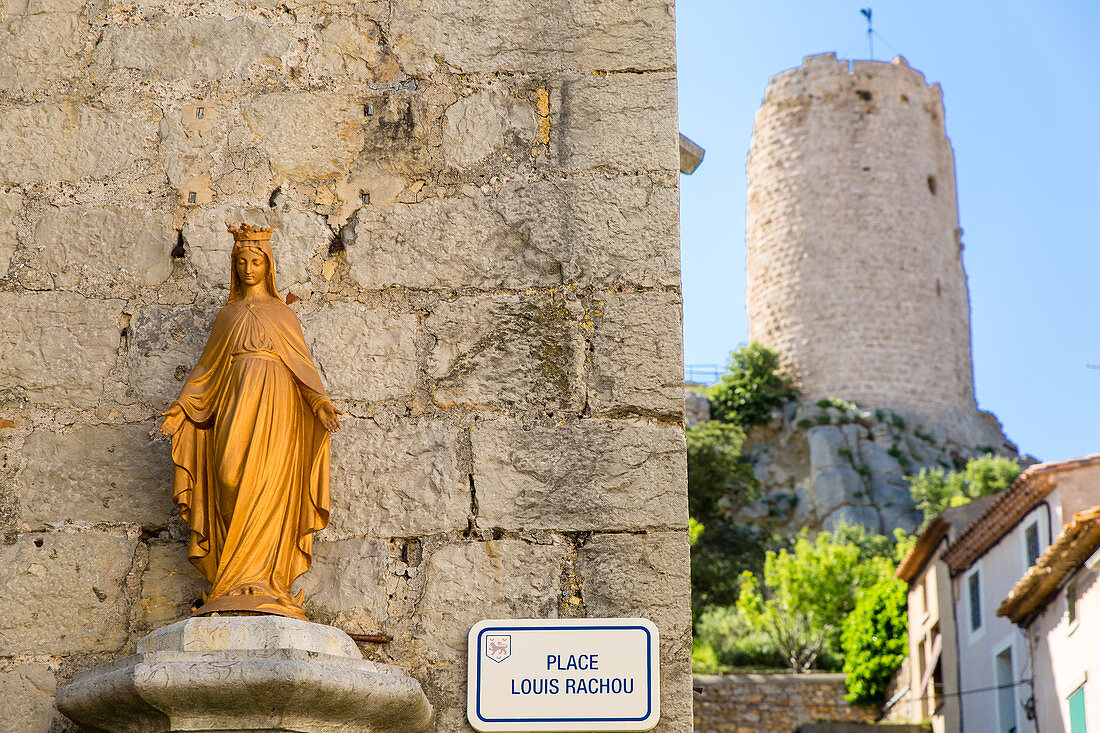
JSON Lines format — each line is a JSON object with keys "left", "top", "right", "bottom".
{"left": 235, "top": 248, "right": 268, "bottom": 287}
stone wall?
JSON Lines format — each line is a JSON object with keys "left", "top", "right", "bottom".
{"left": 0, "top": 1, "right": 690, "bottom": 730}
{"left": 745, "top": 53, "right": 989, "bottom": 444}
{"left": 693, "top": 673, "right": 878, "bottom": 733}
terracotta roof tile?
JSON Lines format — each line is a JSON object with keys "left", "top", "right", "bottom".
{"left": 997, "top": 505, "right": 1100, "bottom": 626}
{"left": 941, "top": 454, "right": 1100, "bottom": 575}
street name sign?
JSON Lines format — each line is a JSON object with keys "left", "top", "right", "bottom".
{"left": 467, "top": 618, "right": 660, "bottom": 732}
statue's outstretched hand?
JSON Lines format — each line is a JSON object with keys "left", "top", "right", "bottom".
{"left": 317, "top": 402, "right": 343, "bottom": 433}
{"left": 160, "top": 404, "right": 186, "bottom": 437}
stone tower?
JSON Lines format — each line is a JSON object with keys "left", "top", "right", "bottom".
{"left": 746, "top": 52, "right": 1000, "bottom": 445}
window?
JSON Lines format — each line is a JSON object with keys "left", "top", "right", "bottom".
{"left": 969, "top": 571, "right": 982, "bottom": 632}
{"left": 1068, "top": 578, "right": 1079, "bottom": 627}
{"left": 1026, "top": 522, "right": 1040, "bottom": 567}
{"left": 1069, "top": 684, "right": 1087, "bottom": 733}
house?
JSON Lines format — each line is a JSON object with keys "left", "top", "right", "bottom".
{"left": 895, "top": 454, "right": 1100, "bottom": 733}
{"left": 894, "top": 495, "right": 998, "bottom": 733}
{"left": 999, "top": 505, "right": 1100, "bottom": 733}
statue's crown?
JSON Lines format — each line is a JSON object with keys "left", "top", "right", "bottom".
{"left": 228, "top": 223, "right": 273, "bottom": 242}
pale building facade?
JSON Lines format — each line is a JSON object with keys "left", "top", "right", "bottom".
{"left": 897, "top": 456, "right": 1100, "bottom": 733}
{"left": 1000, "top": 505, "right": 1100, "bottom": 733}
{"left": 896, "top": 496, "right": 997, "bottom": 733}
{"left": 940, "top": 456, "right": 1100, "bottom": 733}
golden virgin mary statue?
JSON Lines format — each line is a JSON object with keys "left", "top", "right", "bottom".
{"left": 160, "top": 223, "right": 341, "bottom": 620}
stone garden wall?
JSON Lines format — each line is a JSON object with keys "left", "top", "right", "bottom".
{"left": 0, "top": 0, "right": 690, "bottom": 729}
{"left": 693, "top": 674, "right": 877, "bottom": 733}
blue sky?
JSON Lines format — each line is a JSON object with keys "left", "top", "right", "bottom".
{"left": 677, "top": 0, "right": 1100, "bottom": 462}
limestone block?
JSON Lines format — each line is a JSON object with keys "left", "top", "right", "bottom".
{"left": 0, "top": 191, "right": 20, "bottom": 276}
{"left": 471, "top": 418, "right": 687, "bottom": 531}
{"left": 244, "top": 92, "right": 365, "bottom": 179}
{"left": 326, "top": 419, "right": 468, "bottom": 539}
{"left": 308, "top": 16, "right": 399, "bottom": 83}
{"left": 25, "top": 0, "right": 90, "bottom": 14}
{"left": 443, "top": 90, "right": 537, "bottom": 169}
{"left": 184, "top": 205, "right": 321, "bottom": 290}
{"left": 390, "top": 0, "right": 674, "bottom": 74}
{"left": 296, "top": 538, "right": 390, "bottom": 632}
{"left": 0, "top": 291, "right": 122, "bottom": 407}
{"left": 0, "top": 104, "right": 148, "bottom": 184}
{"left": 299, "top": 301, "right": 418, "bottom": 402}
{"left": 841, "top": 423, "right": 868, "bottom": 453}
{"left": 552, "top": 73, "right": 679, "bottom": 174}
{"left": 348, "top": 174, "right": 679, "bottom": 290}
{"left": 99, "top": 17, "right": 290, "bottom": 81}
{"left": 822, "top": 505, "right": 881, "bottom": 533}
{"left": 127, "top": 303, "right": 219, "bottom": 408}
{"left": 0, "top": 664, "right": 60, "bottom": 732}
{"left": 348, "top": 189, "right": 560, "bottom": 291}
{"left": 36, "top": 205, "right": 175, "bottom": 292}
{"left": 183, "top": 206, "right": 324, "bottom": 291}
{"left": 0, "top": 531, "right": 137, "bottom": 655}
{"left": 654, "top": 660, "right": 694, "bottom": 733}
{"left": 0, "top": 12, "right": 82, "bottom": 97}
{"left": 140, "top": 541, "right": 205, "bottom": 630}
{"left": 868, "top": 475, "right": 912, "bottom": 509}
{"left": 858, "top": 440, "right": 904, "bottom": 480}
{"left": 426, "top": 294, "right": 586, "bottom": 411}
{"left": 575, "top": 532, "right": 691, "bottom": 661}
{"left": 417, "top": 663, "right": 468, "bottom": 733}
{"left": 878, "top": 503, "right": 921, "bottom": 535}
{"left": 587, "top": 290, "right": 684, "bottom": 418}
{"left": 18, "top": 423, "right": 173, "bottom": 530}
{"left": 806, "top": 426, "right": 846, "bottom": 470}
{"left": 811, "top": 467, "right": 865, "bottom": 516}
{"left": 415, "top": 540, "right": 564, "bottom": 662}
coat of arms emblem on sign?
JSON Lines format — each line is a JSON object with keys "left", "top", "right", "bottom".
{"left": 484, "top": 634, "right": 511, "bottom": 663}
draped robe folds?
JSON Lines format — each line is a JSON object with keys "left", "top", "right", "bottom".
{"left": 169, "top": 297, "right": 330, "bottom": 620}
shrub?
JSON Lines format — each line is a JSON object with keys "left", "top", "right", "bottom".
{"left": 707, "top": 343, "right": 799, "bottom": 429}
{"left": 693, "top": 604, "right": 787, "bottom": 672}
{"left": 686, "top": 422, "right": 766, "bottom": 618}
{"left": 842, "top": 577, "right": 909, "bottom": 703}
{"left": 908, "top": 454, "right": 1022, "bottom": 527}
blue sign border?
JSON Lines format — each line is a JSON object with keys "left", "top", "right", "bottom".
{"left": 474, "top": 624, "right": 653, "bottom": 724}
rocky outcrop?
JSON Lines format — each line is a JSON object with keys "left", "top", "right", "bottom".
{"left": 740, "top": 399, "right": 1016, "bottom": 535}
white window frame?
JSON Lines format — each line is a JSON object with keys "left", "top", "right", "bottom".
{"left": 965, "top": 563, "right": 986, "bottom": 644}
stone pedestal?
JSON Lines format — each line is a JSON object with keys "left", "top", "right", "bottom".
{"left": 55, "top": 616, "right": 433, "bottom": 733}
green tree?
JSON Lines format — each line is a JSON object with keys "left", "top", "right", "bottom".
{"left": 841, "top": 577, "right": 909, "bottom": 704}
{"left": 908, "top": 454, "right": 1022, "bottom": 526}
{"left": 734, "top": 527, "right": 896, "bottom": 672}
{"left": 686, "top": 422, "right": 766, "bottom": 619}
{"left": 707, "top": 343, "right": 799, "bottom": 429}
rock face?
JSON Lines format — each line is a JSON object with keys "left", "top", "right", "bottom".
{"left": 743, "top": 400, "right": 1017, "bottom": 535}
{"left": 0, "top": 0, "right": 689, "bottom": 730}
